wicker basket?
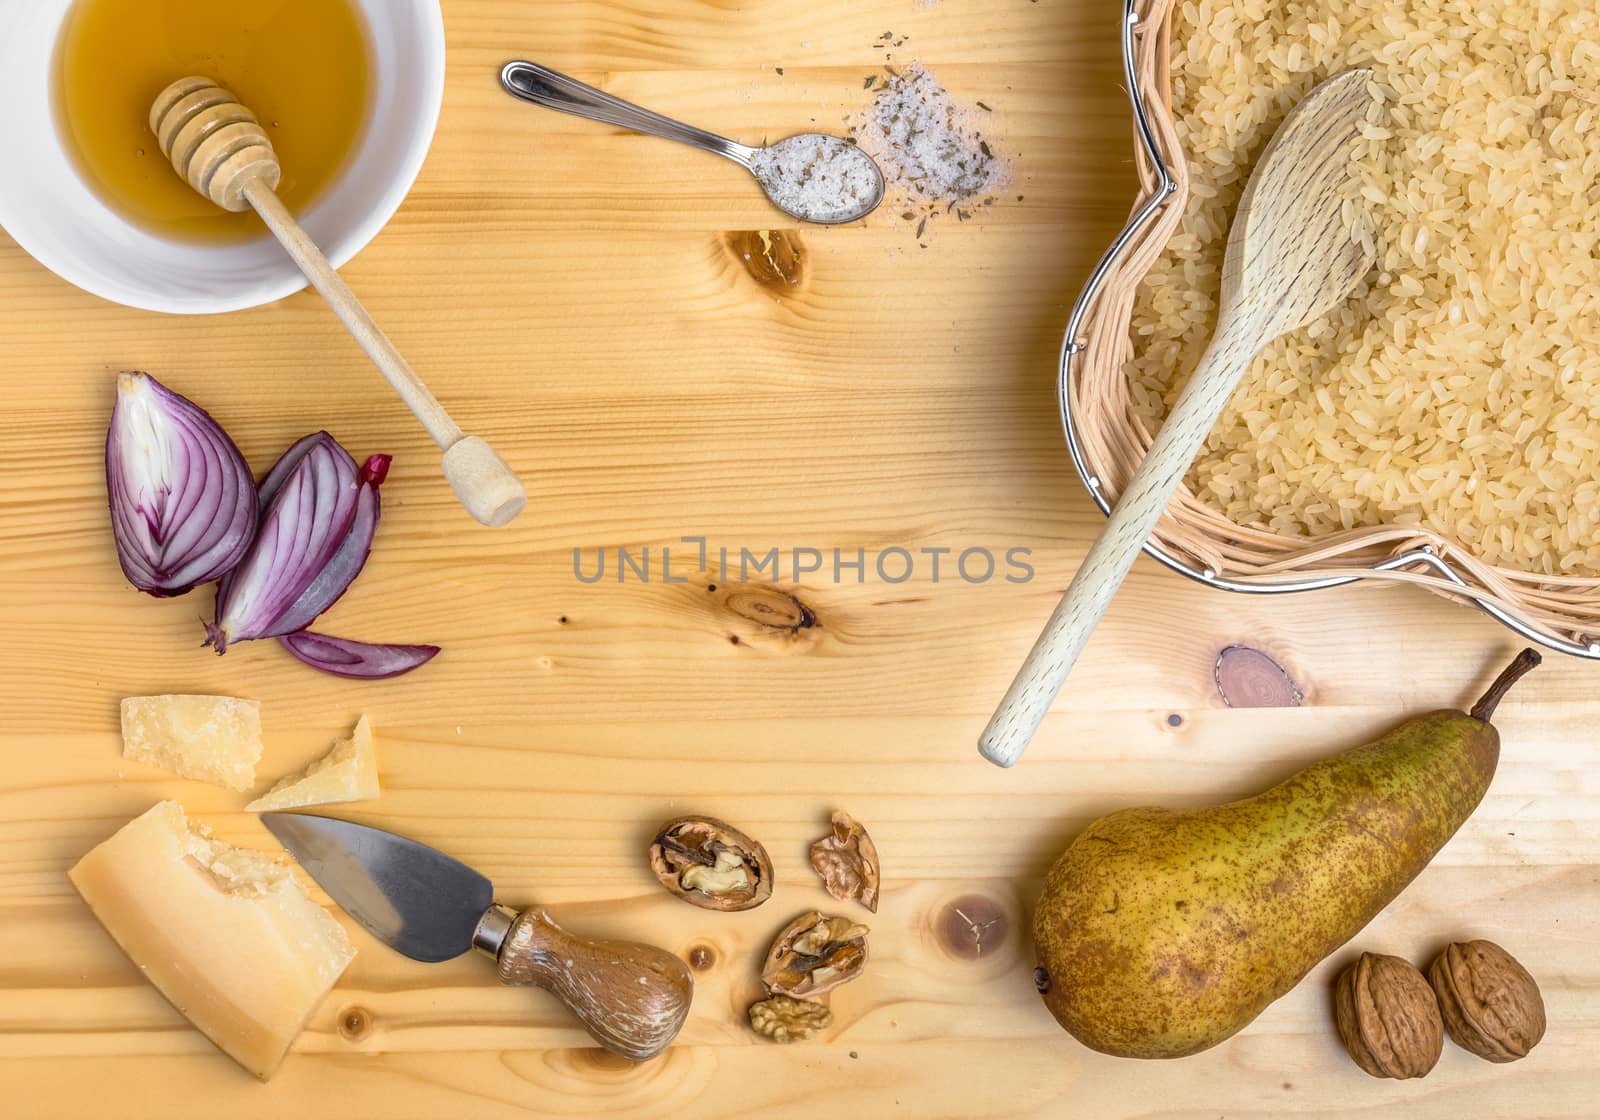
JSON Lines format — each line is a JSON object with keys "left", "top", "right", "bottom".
{"left": 1061, "top": 0, "right": 1600, "bottom": 658}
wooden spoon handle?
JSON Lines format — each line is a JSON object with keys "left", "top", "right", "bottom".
{"left": 241, "top": 179, "right": 527, "bottom": 528}
{"left": 490, "top": 905, "right": 694, "bottom": 1062}
{"left": 979, "top": 318, "right": 1263, "bottom": 767}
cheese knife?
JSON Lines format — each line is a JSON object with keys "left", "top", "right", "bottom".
{"left": 261, "top": 813, "right": 694, "bottom": 1061}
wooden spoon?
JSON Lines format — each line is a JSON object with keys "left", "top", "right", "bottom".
{"left": 150, "top": 77, "right": 527, "bottom": 528}
{"left": 980, "top": 69, "right": 1379, "bottom": 768}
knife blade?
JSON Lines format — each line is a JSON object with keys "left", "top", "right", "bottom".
{"left": 262, "top": 812, "right": 489, "bottom": 962}
{"left": 262, "top": 813, "right": 693, "bottom": 1061}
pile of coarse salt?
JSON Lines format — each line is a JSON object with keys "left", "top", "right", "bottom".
{"left": 852, "top": 63, "right": 1005, "bottom": 218}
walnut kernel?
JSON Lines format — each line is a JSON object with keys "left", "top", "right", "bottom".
{"left": 762, "top": 911, "right": 869, "bottom": 998}
{"left": 1429, "top": 940, "right": 1546, "bottom": 1063}
{"left": 748, "top": 995, "right": 833, "bottom": 1043}
{"left": 809, "top": 810, "right": 880, "bottom": 912}
{"left": 1333, "top": 952, "right": 1443, "bottom": 1079}
{"left": 680, "top": 849, "right": 752, "bottom": 895}
{"left": 648, "top": 816, "right": 773, "bottom": 911}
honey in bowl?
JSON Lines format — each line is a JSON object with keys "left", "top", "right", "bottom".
{"left": 54, "top": 0, "right": 372, "bottom": 244}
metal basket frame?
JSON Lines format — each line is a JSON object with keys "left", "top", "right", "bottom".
{"left": 1056, "top": 0, "right": 1600, "bottom": 659}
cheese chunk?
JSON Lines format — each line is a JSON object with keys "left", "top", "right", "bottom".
{"left": 120, "top": 695, "right": 262, "bottom": 791}
{"left": 247, "top": 715, "right": 379, "bottom": 812}
{"left": 68, "top": 801, "right": 355, "bottom": 1080}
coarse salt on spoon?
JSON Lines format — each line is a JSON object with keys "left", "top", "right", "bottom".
{"left": 149, "top": 77, "right": 527, "bottom": 528}
{"left": 980, "top": 69, "right": 1380, "bottom": 768}
{"left": 499, "top": 61, "right": 885, "bottom": 226}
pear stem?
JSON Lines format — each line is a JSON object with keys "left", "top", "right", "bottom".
{"left": 1469, "top": 648, "right": 1542, "bottom": 723}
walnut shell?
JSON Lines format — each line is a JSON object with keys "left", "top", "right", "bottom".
{"left": 1333, "top": 953, "right": 1443, "bottom": 1079}
{"left": 648, "top": 815, "right": 773, "bottom": 911}
{"left": 761, "top": 910, "right": 869, "bottom": 998}
{"left": 810, "top": 810, "right": 880, "bottom": 912}
{"left": 1429, "top": 940, "right": 1546, "bottom": 1062}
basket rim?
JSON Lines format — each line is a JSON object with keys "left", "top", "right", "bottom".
{"left": 1056, "top": 0, "right": 1600, "bottom": 660}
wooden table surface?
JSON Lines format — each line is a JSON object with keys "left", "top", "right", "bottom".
{"left": 2, "top": 1, "right": 1596, "bottom": 1116}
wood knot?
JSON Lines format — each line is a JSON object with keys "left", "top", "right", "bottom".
{"left": 674, "top": 577, "right": 829, "bottom": 654}
{"left": 686, "top": 943, "right": 717, "bottom": 971}
{"left": 710, "top": 585, "right": 823, "bottom": 653}
{"left": 724, "top": 229, "right": 808, "bottom": 291}
{"left": 726, "top": 587, "right": 816, "bottom": 633}
{"left": 570, "top": 1048, "right": 644, "bottom": 1076}
{"left": 1214, "top": 645, "right": 1304, "bottom": 708}
{"left": 338, "top": 1005, "right": 373, "bottom": 1042}
{"left": 935, "top": 895, "right": 1010, "bottom": 960}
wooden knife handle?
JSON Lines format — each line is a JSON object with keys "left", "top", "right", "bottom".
{"left": 487, "top": 905, "right": 693, "bottom": 1061}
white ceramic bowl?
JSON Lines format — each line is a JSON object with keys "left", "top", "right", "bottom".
{"left": 0, "top": 0, "right": 444, "bottom": 315}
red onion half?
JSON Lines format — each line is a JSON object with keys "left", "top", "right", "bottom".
{"left": 207, "top": 433, "right": 387, "bottom": 653}
{"left": 279, "top": 631, "right": 441, "bottom": 679}
{"left": 105, "top": 372, "right": 257, "bottom": 597}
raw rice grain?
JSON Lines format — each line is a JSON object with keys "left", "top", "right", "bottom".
{"left": 1128, "top": 0, "right": 1600, "bottom": 574}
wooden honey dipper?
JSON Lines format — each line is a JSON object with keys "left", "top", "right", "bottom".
{"left": 150, "top": 77, "right": 527, "bottom": 528}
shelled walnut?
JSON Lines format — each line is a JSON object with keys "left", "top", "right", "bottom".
{"left": 1333, "top": 952, "right": 1443, "bottom": 1079}
{"left": 761, "top": 911, "right": 869, "bottom": 998}
{"left": 809, "top": 810, "right": 880, "bottom": 912}
{"left": 748, "top": 995, "right": 833, "bottom": 1043}
{"left": 648, "top": 816, "right": 773, "bottom": 911}
{"left": 1429, "top": 940, "right": 1546, "bottom": 1062}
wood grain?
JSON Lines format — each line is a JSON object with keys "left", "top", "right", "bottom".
{"left": 243, "top": 181, "right": 528, "bottom": 526}
{"left": 1, "top": 0, "right": 1596, "bottom": 1116}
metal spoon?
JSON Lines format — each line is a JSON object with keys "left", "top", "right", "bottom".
{"left": 500, "top": 61, "right": 885, "bottom": 225}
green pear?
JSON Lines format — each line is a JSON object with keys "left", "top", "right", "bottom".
{"left": 1032, "top": 649, "right": 1540, "bottom": 1059}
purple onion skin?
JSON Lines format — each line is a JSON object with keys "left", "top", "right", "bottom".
{"left": 279, "top": 631, "right": 440, "bottom": 679}
{"left": 207, "top": 433, "right": 367, "bottom": 653}
{"left": 105, "top": 372, "right": 257, "bottom": 597}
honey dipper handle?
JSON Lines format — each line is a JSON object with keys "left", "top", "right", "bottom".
{"left": 979, "top": 314, "right": 1266, "bottom": 768}
{"left": 241, "top": 180, "right": 527, "bottom": 528}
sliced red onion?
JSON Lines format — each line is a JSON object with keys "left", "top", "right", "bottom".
{"left": 105, "top": 372, "right": 257, "bottom": 597}
{"left": 279, "top": 631, "right": 440, "bottom": 679}
{"left": 269, "top": 455, "right": 391, "bottom": 636}
{"left": 207, "top": 432, "right": 365, "bottom": 652}
{"left": 256, "top": 431, "right": 351, "bottom": 507}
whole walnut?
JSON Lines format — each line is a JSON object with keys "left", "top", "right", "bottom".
{"left": 1333, "top": 952, "right": 1443, "bottom": 1079}
{"left": 1429, "top": 940, "right": 1545, "bottom": 1062}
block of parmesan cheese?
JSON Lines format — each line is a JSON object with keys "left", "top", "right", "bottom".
{"left": 247, "top": 715, "right": 379, "bottom": 812}
{"left": 67, "top": 801, "right": 355, "bottom": 1080}
{"left": 120, "top": 695, "right": 262, "bottom": 791}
